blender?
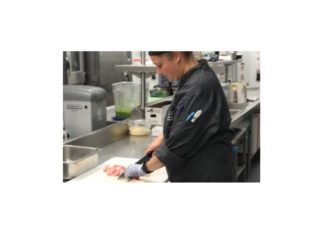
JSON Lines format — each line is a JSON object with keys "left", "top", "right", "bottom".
{"left": 112, "top": 82, "right": 141, "bottom": 119}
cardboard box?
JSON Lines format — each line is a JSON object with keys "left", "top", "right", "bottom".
{"left": 145, "top": 101, "right": 171, "bottom": 126}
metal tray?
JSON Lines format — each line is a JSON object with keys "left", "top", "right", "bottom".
{"left": 63, "top": 145, "right": 99, "bottom": 179}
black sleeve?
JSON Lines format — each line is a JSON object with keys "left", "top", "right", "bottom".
{"left": 155, "top": 86, "right": 223, "bottom": 172}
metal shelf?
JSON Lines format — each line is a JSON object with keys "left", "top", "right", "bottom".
{"left": 115, "top": 52, "right": 156, "bottom": 118}
{"left": 208, "top": 59, "right": 242, "bottom": 66}
{"left": 208, "top": 59, "right": 242, "bottom": 82}
{"left": 115, "top": 64, "right": 156, "bottom": 77}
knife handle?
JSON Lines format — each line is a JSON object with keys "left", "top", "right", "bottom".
{"left": 135, "top": 152, "right": 153, "bottom": 164}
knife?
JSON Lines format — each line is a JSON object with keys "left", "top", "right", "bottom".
{"left": 117, "top": 171, "right": 128, "bottom": 180}
{"left": 117, "top": 153, "right": 153, "bottom": 180}
{"left": 135, "top": 152, "right": 153, "bottom": 164}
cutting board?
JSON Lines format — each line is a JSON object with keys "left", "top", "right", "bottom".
{"left": 71, "top": 157, "right": 168, "bottom": 183}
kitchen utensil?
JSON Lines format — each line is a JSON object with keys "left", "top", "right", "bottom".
{"left": 136, "top": 152, "right": 153, "bottom": 164}
{"left": 112, "top": 82, "right": 141, "bottom": 119}
{"left": 117, "top": 153, "right": 152, "bottom": 180}
{"left": 117, "top": 171, "right": 128, "bottom": 180}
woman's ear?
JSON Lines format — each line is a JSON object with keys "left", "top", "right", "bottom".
{"left": 173, "top": 51, "right": 181, "bottom": 63}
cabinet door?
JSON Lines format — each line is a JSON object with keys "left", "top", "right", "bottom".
{"left": 250, "top": 114, "right": 260, "bottom": 156}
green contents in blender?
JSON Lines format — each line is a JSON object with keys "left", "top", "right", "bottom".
{"left": 116, "top": 109, "right": 132, "bottom": 119}
{"left": 112, "top": 82, "right": 141, "bottom": 120}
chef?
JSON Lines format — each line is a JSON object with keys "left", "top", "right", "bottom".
{"left": 125, "top": 51, "right": 235, "bottom": 182}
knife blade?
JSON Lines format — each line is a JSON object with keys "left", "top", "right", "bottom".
{"left": 117, "top": 171, "right": 128, "bottom": 180}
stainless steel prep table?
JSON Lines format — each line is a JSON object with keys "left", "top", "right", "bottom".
{"left": 64, "top": 88, "right": 260, "bottom": 181}
{"left": 98, "top": 88, "right": 259, "bottom": 164}
{"left": 96, "top": 135, "right": 154, "bottom": 165}
{"left": 231, "top": 87, "right": 260, "bottom": 127}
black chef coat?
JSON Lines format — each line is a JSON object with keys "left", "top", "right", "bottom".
{"left": 155, "top": 60, "right": 235, "bottom": 182}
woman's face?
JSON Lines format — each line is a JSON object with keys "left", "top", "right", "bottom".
{"left": 150, "top": 53, "right": 181, "bottom": 81}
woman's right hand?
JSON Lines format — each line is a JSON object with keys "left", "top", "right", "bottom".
{"left": 144, "top": 133, "right": 164, "bottom": 155}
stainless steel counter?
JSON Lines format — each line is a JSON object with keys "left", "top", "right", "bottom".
{"left": 96, "top": 135, "right": 154, "bottom": 165}
{"left": 145, "top": 88, "right": 260, "bottom": 128}
{"left": 64, "top": 121, "right": 155, "bottom": 165}
{"left": 64, "top": 88, "right": 260, "bottom": 181}
{"left": 230, "top": 87, "right": 260, "bottom": 127}
{"left": 98, "top": 88, "right": 259, "bottom": 163}
{"left": 63, "top": 124, "right": 155, "bottom": 181}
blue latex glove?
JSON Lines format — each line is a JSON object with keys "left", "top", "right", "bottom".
{"left": 124, "top": 164, "right": 147, "bottom": 178}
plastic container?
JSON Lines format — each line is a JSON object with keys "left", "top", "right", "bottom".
{"left": 112, "top": 82, "right": 141, "bottom": 119}
{"left": 128, "top": 119, "right": 151, "bottom": 136}
{"left": 229, "top": 82, "right": 247, "bottom": 104}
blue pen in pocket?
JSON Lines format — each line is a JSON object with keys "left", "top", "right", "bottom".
{"left": 186, "top": 112, "right": 195, "bottom": 121}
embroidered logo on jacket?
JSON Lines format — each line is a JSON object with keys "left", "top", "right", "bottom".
{"left": 167, "top": 110, "right": 174, "bottom": 121}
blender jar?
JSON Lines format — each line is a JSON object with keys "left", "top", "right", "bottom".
{"left": 112, "top": 82, "right": 140, "bottom": 119}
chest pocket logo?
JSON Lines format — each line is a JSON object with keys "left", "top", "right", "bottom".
{"left": 167, "top": 109, "right": 174, "bottom": 121}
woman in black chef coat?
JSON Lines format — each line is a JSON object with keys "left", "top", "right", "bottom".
{"left": 125, "top": 51, "right": 235, "bottom": 182}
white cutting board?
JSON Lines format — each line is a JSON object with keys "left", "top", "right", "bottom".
{"left": 71, "top": 157, "right": 168, "bottom": 183}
